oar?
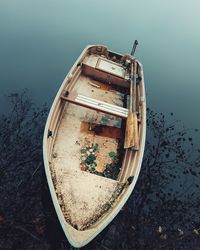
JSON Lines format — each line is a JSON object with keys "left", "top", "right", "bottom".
{"left": 124, "top": 61, "right": 139, "bottom": 150}
{"left": 132, "top": 61, "right": 139, "bottom": 150}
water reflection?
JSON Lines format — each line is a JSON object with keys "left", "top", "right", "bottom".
{"left": 0, "top": 91, "right": 199, "bottom": 250}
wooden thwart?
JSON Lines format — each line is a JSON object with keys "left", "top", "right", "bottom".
{"left": 61, "top": 92, "right": 128, "bottom": 119}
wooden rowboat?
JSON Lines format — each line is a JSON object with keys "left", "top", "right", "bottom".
{"left": 43, "top": 45, "right": 146, "bottom": 247}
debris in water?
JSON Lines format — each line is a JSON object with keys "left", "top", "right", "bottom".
{"left": 93, "top": 143, "right": 99, "bottom": 151}
{"left": 80, "top": 145, "right": 98, "bottom": 173}
{"left": 109, "top": 151, "right": 116, "bottom": 158}
{"left": 80, "top": 140, "right": 123, "bottom": 180}
{"left": 102, "top": 156, "right": 121, "bottom": 180}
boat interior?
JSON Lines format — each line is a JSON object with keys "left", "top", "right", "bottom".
{"left": 46, "top": 46, "right": 145, "bottom": 231}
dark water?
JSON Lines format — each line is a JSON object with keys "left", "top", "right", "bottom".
{"left": 0, "top": 1, "right": 200, "bottom": 249}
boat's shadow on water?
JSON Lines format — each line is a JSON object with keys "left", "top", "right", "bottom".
{"left": 0, "top": 91, "right": 200, "bottom": 250}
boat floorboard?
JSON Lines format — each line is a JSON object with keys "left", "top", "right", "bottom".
{"left": 51, "top": 74, "right": 125, "bottom": 230}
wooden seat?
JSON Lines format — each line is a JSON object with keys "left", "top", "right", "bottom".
{"left": 61, "top": 92, "right": 128, "bottom": 119}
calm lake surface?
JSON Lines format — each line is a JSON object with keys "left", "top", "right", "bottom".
{"left": 1, "top": 1, "right": 200, "bottom": 249}
{"left": 0, "top": 0, "right": 200, "bottom": 130}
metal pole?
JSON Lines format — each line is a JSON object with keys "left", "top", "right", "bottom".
{"left": 131, "top": 40, "right": 139, "bottom": 56}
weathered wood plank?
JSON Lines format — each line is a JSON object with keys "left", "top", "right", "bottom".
{"left": 61, "top": 92, "right": 128, "bottom": 119}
